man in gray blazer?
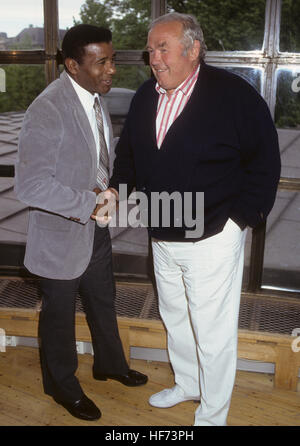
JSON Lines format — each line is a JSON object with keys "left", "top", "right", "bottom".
{"left": 15, "top": 24, "right": 147, "bottom": 421}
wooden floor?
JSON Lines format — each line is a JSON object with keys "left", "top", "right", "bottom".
{"left": 0, "top": 346, "right": 300, "bottom": 426}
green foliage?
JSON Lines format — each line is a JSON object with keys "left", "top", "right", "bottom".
{"left": 0, "top": 65, "right": 45, "bottom": 113}
{"left": 113, "top": 65, "right": 150, "bottom": 90}
{"left": 73, "top": 0, "right": 112, "bottom": 28}
{"left": 167, "top": 0, "right": 266, "bottom": 51}
{"left": 75, "top": 0, "right": 150, "bottom": 49}
{"left": 280, "top": 0, "right": 300, "bottom": 52}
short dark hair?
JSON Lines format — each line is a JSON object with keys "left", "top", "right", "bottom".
{"left": 62, "top": 24, "right": 112, "bottom": 66}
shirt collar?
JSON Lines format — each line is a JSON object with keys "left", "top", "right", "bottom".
{"left": 66, "top": 72, "right": 99, "bottom": 109}
{"left": 155, "top": 64, "right": 200, "bottom": 96}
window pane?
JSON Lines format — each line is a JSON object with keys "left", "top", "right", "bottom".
{"left": 275, "top": 68, "right": 300, "bottom": 178}
{"left": 280, "top": 0, "right": 300, "bottom": 53}
{"left": 221, "top": 66, "right": 262, "bottom": 93}
{"left": 103, "top": 65, "right": 150, "bottom": 137}
{"left": 0, "top": 111, "right": 23, "bottom": 168}
{"left": 0, "top": 0, "right": 44, "bottom": 50}
{"left": 0, "top": 65, "right": 46, "bottom": 113}
{"left": 59, "top": 0, "right": 151, "bottom": 50}
{"left": 167, "top": 0, "right": 266, "bottom": 51}
{"left": 113, "top": 65, "right": 150, "bottom": 91}
{"left": 262, "top": 189, "right": 300, "bottom": 293}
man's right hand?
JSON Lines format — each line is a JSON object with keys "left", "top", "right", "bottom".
{"left": 91, "top": 187, "right": 118, "bottom": 225}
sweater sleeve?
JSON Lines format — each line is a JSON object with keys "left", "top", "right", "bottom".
{"left": 109, "top": 105, "right": 137, "bottom": 197}
{"left": 230, "top": 92, "right": 281, "bottom": 229}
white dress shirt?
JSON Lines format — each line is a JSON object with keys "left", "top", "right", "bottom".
{"left": 67, "top": 73, "right": 110, "bottom": 165}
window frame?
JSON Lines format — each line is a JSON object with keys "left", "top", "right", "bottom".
{"left": 0, "top": 0, "right": 299, "bottom": 299}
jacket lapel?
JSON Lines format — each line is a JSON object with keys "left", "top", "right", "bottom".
{"left": 60, "top": 71, "right": 98, "bottom": 173}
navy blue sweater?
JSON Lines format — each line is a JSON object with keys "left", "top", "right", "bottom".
{"left": 110, "top": 62, "right": 281, "bottom": 241}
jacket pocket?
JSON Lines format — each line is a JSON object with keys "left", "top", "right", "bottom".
{"left": 33, "top": 211, "right": 70, "bottom": 232}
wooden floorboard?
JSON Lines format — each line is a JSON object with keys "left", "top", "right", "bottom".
{"left": 0, "top": 346, "right": 299, "bottom": 426}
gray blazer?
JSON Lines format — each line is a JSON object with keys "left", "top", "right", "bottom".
{"left": 15, "top": 71, "right": 115, "bottom": 280}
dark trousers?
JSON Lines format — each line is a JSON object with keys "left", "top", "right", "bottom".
{"left": 38, "top": 225, "right": 129, "bottom": 403}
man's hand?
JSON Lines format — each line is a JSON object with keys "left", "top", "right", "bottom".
{"left": 91, "top": 187, "right": 118, "bottom": 226}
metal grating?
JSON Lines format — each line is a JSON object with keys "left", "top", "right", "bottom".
{"left": 0, "top": 279, "right": 299, "bottom": 335}
{"left": 0, "top": 279, "right": 159, "bottom": 320}
{"left": 239, "top": 295, "right": 300, "bottom": 335}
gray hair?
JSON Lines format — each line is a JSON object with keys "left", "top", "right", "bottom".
{"left": 149, "top": 12, "right": 207, "bottom": 61}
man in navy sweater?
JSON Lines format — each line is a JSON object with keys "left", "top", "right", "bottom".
{"left": 105, "top": 12, "right": 281, "bottom": 425}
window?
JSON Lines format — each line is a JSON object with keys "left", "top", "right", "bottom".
{"left": 280, "top": 0, "right": 300, "bottom": 53}
{"left": 220, "top": 66, "right": 263, "bottom": 93}
{"left": 0, "top": 65, "right": 45, "bottom": 113}
{"left": 0, "top": 0, "right": 44, "bottom": 50}
{"left": 275, "top": 68, "right": 300, "bottom": 178}
{"left": 167, "top": 0, "right": 266, "bottom": 51}
{"left": 262, "top": 189, "right": 300, "bottom": 292}
{"left": 0, "top": 0, "right": 300, "bottom": 298}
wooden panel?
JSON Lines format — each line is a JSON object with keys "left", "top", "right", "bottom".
{"left": 0, "top": 308, "right": 299, "bottom": 391}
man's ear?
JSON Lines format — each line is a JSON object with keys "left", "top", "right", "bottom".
{"left": 189, "top": 40, "right": 201, "bottom": 62}
{"left": 64, "top": 58, "right": 79, "bottom": 75}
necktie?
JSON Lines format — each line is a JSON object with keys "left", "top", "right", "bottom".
{"left": 94, "top": 96, "right": 109, "bottom": 190}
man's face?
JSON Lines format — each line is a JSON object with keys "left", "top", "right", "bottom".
{"left": 147, "top": 21, "right": 200, "bottom": 96}
{"left": 69, "top": 41, "right": 116, "bottom": 95}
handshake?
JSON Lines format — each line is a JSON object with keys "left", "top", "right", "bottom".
{"left": 91, "top": 187, "right": 118, "bottom": 226}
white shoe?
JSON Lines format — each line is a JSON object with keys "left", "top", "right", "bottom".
{"left": 149, "top": 385, "right": 200, "bottom": 408}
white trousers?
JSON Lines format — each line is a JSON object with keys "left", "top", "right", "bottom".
{"left": 152, "top": 218, "right": 247, "bottom": 426}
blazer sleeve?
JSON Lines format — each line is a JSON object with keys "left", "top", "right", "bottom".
{"left": 14, "top": 97, "right": 96, "bottom": 224}
{"left": 230, "top": 92, "right": 281, "bottom": 229}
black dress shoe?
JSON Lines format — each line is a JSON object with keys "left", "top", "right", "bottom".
{"left": 54, "top": 394, "right": 101, "bottom": 421}
{"left": 93, "top": 369, "right": 148, "bottom": 387}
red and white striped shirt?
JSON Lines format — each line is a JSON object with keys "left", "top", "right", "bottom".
{"left": 155, "top": 64, "right": 200, "bottom": 149}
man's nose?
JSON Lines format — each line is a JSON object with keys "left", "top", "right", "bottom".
{"left": 150, "top": 50, "right": 161, "bottom": 66}
{"left": 107, "top": 61, "right": 116, "bottom": 75}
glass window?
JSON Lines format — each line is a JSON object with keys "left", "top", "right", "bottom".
{"left": 275, "top": 68, "right": 300, "bottom": 178}
{"left": 217, "top": 66, "right": 263, "bottom": 93}
{"left": 262, "top": 189, "right": 300, "bottom": 293}
{"left": 0, "top": 65, "right": 46, "bottom": 113}
{"left": 59, "top": 0, "right": 151, "bottom": 50}
{"left": 280, "top": 0, "right": 300, "bottom": 53}
{"left": 0, "top": 110, "right": 23, "bottom": 168}
{"left": 0, "top": 0, "right": 44, "bottom": 50}
{"left": 103, "top": 65, "right": 150, "bottom": 137}
{"left": 167, "top": 0, "right": 266, "bottom": 51}
{"left": 113, "top": 65, "right": 150, "bottom": 91}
